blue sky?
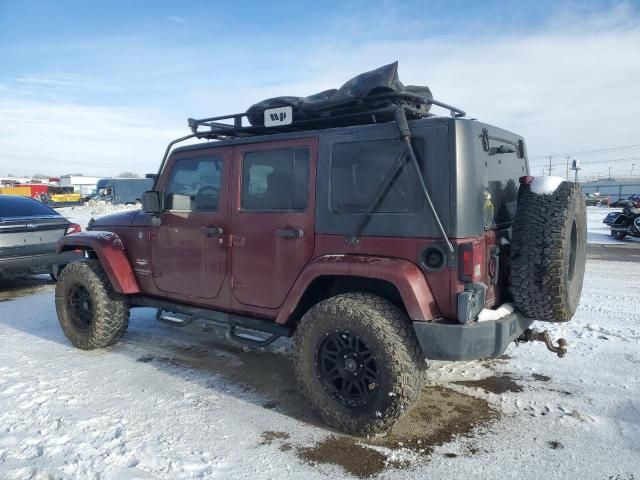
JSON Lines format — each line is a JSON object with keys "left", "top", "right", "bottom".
{"left": 1, "top": 0, "right": 639, "bottom": 177}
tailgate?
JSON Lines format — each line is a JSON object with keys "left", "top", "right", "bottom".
{"left": 479, "top": 125, "right": 528, "bottom": 229}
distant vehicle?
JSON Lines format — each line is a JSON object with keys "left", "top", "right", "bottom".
{"left": 610, "top": 194, "right": 640, "bottom": 208}
{"left": 603, "top": 211, "right": 620, "bottom": 225}
{"left": 583, "top": 193, "right": 606, "bottom": 206}
{"left": 95, "top": 178, "right": 153, "bottom": 205}
{"left": 0, "top": 195, "right": 81, "bottom": 278}
{"left": 0, "top": 184, "right": 82, "bottom": 207}
{"left": 609, "top": 204, "right": 640, "bottom": 240}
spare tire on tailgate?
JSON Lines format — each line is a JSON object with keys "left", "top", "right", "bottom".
{"left": 510, "top": 180, "right": 587, "bottom": 322}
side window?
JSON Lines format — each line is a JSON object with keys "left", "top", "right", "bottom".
{"left": 331, "top": 139, "right": 423, "bottom": 213}
{"left": 164, "top": 156, "right": 222, "bottom": 211}
{"left": 242, "top": 148, "right": 310, "bottom": 211}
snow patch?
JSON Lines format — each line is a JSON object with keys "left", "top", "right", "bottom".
{"left": 477, "top": 303, "right": 514, "bottom": 322}
{"left": 529, "top": 176, "right": 564, "bottom": 195}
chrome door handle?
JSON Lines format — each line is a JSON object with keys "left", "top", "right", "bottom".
{"left": 201, "top": 226, "right": 224, "bottom": 235}
{"left": 275, "top": 228, "right": 304, "bottom": 238}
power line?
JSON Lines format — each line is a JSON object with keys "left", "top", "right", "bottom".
{"left": 530, "top": 155, "right": 640, "bottom": 167}
{"left": 529, "top": 144, "right": 640, "bottom": 160}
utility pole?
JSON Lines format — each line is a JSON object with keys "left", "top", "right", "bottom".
{"left": 565, "top": 156, "right": 570, "bottom": 180}
{"left": 608, "top": 166, "right": 612, "bottom": 179}
{"left": 571, "top": 159, "right": 581, "bottom": 183}
{"left": 631, "top": 163, "right": 635, "bottom": 176}
{"left": 547, "top": 155, "right": 553, "bottom": 176}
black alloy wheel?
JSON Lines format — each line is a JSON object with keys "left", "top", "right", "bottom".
{"left": 315, "top": 330, "right": 380, "bottom": 408}
{"left": 68, "top": 284, "right": 93, "bottom": 329}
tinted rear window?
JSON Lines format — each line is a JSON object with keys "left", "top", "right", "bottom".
{"left": 0, "top": 195, "right": 60, "bottom": 218}
{"left": 331, "top": 138, "right": 423, "bottom": 213}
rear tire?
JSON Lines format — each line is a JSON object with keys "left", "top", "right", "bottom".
{"left": 611, "top": 230, "right": 627, "bottom": 240}
{"left": 511, "top": 181, "right": 587, "bottom": 322}
{"left": 292, "top": 293, "right": 424, "bottom": 435}
{"left": 55, "top": 260, "right": 129, "bottom": 349}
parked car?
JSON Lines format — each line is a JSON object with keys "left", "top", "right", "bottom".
{"left": 95, "top": 178, "right": 153, "bottom": 205}
{"left": 0, "top": 194, "right": 82, "bottom": 278}
{"left": 583, "top": 192, "right": 607, "bottom": 206}
{"left": 53, "top": 63, "right": 586, "bottom": 435}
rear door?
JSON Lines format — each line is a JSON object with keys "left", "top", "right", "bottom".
{"left": 230, "top": 138, "right": 317, "bottom": 309}
{"left": 150, "top": 148, "right": 230, "bottom": 300}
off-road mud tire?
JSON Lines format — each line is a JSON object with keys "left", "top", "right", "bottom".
{"left": 292, "top": 292, "right": 424, "bottom": 435}
{"left": 55, "top": 259, "right": 129, "bottom": 349}
{"left": 510, "top": 181, "right": 587, "bottom": 322}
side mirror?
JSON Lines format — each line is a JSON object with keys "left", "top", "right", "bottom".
{"left": 142, "top": 191, "right": 162, "bottom": 214}
{"left": 145, "top": 173, "right": 157, "bottom": 180}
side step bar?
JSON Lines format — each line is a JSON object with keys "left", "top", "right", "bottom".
{"left": 132, "top": 296, "right": 290, "bottom": 348}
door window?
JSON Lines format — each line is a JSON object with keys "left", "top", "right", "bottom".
{"left": 241, "top": 148, "right": 310, "bottom": 211}
{"left": 164, "top": 156, "right": 222, "bottom": 211}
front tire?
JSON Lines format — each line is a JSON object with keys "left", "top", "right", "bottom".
{"left": 55, "top": 260, "right": 129, "bottom": 349}
{"left": 292, "top": 293, "right": 424, "bottom": 435}
{"left": 611, "top": 230, "right": 627, "bottom": 240}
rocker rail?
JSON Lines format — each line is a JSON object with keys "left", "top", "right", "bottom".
{"left": 131, "top": 296, "right": 291, "bottom": 347}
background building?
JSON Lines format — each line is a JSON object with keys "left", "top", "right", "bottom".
{"left": 580, "top": 178, "right": 640, "bottom": 202}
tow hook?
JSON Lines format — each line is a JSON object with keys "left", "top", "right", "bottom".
{"left": 516, "top": 328, "right": 568, "bottom": 358}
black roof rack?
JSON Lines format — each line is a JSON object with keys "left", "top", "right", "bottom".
{"left": 186, "top": 92, "right": 466, "bottom": 140}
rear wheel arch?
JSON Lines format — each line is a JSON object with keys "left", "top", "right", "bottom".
{"left": 287, "top": 275, "right": 406, "bottom": 327}
{"left": 277, "top": 255, "right": 440, "bottom": 326}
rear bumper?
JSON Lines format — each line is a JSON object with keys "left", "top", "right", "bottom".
{"left": 413, "top": 312, "right": 533, "bottom": 361}
{"left": 0, "top": 250, "right": 81, "bottom": 276}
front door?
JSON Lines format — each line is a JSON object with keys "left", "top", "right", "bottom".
{"left": 230, "top": 138, "right": 317, "bottom": 309}
{"left": 150, "top": 148, "right": 230, "bottom": 299}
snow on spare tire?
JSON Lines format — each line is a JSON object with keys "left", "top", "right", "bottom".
{"left": 510, "top": 177, "right": 587, "bottom": 322}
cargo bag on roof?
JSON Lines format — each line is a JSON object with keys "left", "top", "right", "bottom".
{"left": 245, "top": 62, "right": 433, "bottom": 127}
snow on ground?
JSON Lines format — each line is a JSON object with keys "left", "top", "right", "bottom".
{"left": 0, "top": 257, "right": 639, "bottom": 479}
{"left": 56, "top": 202, "right": 138, "bottom": 230}
{"left": 587, "top": 206, "right": 619, "bottom": 244}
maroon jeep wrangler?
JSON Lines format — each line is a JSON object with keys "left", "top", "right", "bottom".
{"left": 55, "top": 65, "right": 587, "bottom": 434}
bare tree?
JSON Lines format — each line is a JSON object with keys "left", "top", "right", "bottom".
{"left": 116, "top": 171, "right": 141, "bottom": 178}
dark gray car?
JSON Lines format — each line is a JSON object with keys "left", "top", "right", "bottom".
{"left": 0, "top": 195, "right": 81, "bottom": 278}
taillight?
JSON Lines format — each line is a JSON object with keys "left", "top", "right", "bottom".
{"left": 459, "top": 242, "right": 484, "bottom": 282}
{"left": 519, "top": 175, "right": 534, "bottom": 185}
{"left": 65, "top": 223, "right": 81, "bottom": 235}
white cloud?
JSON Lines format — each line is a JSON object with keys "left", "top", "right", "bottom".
{"left": 0, "top": 96, "right": 187, "bottom": 176}
{"left": 1, "top": 3, "right": 639, "bottom": 179}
